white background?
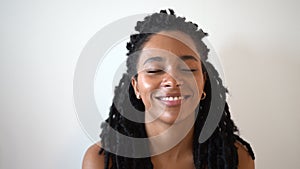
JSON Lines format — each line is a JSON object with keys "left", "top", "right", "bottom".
{"left": 1, "top": 0, "right": 299, "bottom": 168}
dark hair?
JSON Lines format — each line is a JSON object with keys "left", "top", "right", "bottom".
{"left": 99, "top": 9, "right": 255, "bottom": 169}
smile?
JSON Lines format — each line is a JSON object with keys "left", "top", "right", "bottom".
{"left": 156, "top": 95, "right": 190, "bottom": 106}
{"left": 159, "top": 96, "right": 183, "bottom": 101}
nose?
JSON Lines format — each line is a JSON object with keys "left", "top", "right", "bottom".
{"left": 161, "top": 71, "right": 183, "bottom": 88}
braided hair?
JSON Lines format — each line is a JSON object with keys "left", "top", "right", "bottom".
{"left": 99, "top": 9, "right": 255, "bottom": 169}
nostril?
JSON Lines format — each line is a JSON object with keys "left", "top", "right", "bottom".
{"left": 161, "top": 79, "right": 183, "bottom": 88}
{"left": 176, "top": 80, "right": 184, "bottom": 87}
{"left": 161, "top": 72, "right": 183, "bottom": 88}
{"left": 162, "top": 82, "right": 172, "bottom": 88}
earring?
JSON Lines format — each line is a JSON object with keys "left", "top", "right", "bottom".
{"left": 201, "top": 92, "right": 206, "bottom": 100}
{"left": 136, "top": 94, "right": 140, "bottom": 99}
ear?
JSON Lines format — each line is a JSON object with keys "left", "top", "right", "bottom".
{"left": 131, "top": 77, "right": 139, "bottom": 96}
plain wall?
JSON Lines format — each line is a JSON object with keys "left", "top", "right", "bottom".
{"left": 1, "top": 0, "right": 299, "bottom": 168}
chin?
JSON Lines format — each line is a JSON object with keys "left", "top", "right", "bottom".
{"left": 158, "top": 111, "right": 194, "bottom": 125}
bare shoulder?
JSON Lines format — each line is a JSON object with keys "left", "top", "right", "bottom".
{"left": 82, "top": 142, "right": 105, "bottom": 169}
{"left": 235, "top": 141, "right": 255, "bottom": 169}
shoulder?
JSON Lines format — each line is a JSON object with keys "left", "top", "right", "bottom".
{"left": 235, "top": 141, "right": 255, "bottom": 169}
{"left": 82, "top": 142, "right": 105, "bottom": 169}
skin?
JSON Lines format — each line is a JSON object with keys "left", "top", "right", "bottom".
{"left": 131, "top": 31, "right": 205, "bottom": 125}
{"left": 82, "top": 31, "right": 255, "bottom": 169}
{"left": 131, "top": 31, "right": 205, "bottom": 157}
{"left": 82, "top": 141, "right": 254, "bottom": 169}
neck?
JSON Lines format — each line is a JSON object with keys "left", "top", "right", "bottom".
{"left": 145, "top": 114, "right": 195, "bottom": 159}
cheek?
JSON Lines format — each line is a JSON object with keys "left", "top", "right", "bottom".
{"left": 197, "top": 76, "right": 205, "bottom": 91}
{"left": 138, "top": 76, "right": 153, "bottom": 90}
{"left": 137, "top": 75, "right": 161, "bottom": 102}
{"left": 187, "top": 74, "right": 205, "bottom": 96}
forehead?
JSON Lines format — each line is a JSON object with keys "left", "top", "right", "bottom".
{"left": 141, "top": 31, "right": 199, "bottom": 58}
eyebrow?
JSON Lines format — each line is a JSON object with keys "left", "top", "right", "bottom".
{"left": 143, "top": 55, "right": 199, "bottom": 65}
{"left": 180, "top": 55, "right": 199, "bottom": 62}
{"left": 143, "top": 56, "right": 164, "bottom": 65}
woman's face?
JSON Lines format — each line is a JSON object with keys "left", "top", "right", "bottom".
{"left": 131, "top": 31, "right": 206, "bottom": 124}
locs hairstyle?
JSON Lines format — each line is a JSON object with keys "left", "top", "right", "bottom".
{"left": 99, "top": 9, "right": 255, "bottom": 169}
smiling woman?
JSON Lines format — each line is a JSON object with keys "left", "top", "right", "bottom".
{"left": 82, "top": 9, "right": 255, "bottom": 169}
{"left": 131, "top": 32, "right": 205, "bottom": 126}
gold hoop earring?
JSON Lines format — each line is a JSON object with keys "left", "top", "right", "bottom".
{"left": 201, "top": 92, "right": 206, "bottom": 100}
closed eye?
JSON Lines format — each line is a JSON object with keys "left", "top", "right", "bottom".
{"left": 181, "top": 68, "right": 198, "bottom": 72}
{"left": 146, "top": 69, "right": 164, "bottom": 74}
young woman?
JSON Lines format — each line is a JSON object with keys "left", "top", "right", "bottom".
{"left": 83, "top": 9, "right": 255, "bottom": 169}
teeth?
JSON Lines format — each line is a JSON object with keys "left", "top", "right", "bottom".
{"left": 161, "top": 96, "right": 183, "bottom": 101}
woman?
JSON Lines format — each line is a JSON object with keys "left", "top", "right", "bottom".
{"left": 83, "top": 9, "right": 255, "bottom": 169}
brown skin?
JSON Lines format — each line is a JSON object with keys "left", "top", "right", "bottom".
{"left": 131, "top": 31, "right": 205, "bottom": 156}
{"left": 131, "top": 31, "right": 205, "bottom": 125}
{"left": 82, "top": 141, "right": 254, "bottom": 169}
{"left": 82, "top": 31, "right": 255, "bottom": 169}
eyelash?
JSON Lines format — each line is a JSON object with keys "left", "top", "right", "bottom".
{"left": 181, "top": 69, "right": 198, "bottom": 72}
{"left": 146, "top": 68, "right": 198, "bottom": 74}
{"left": 146, "top": 69, "right": 163, "bottom": 74}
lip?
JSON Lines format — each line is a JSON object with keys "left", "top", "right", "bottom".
{"left": 155, "top": 94, "right": 191, "bottom": 107}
